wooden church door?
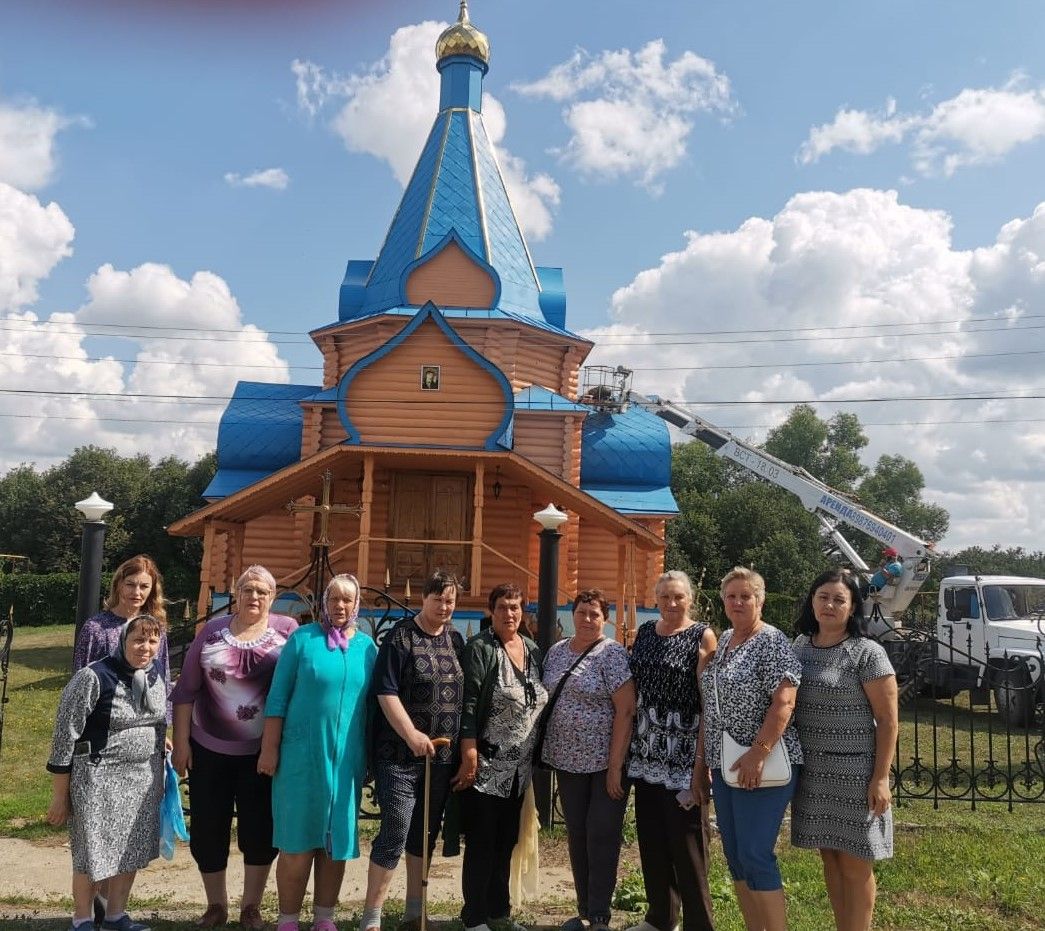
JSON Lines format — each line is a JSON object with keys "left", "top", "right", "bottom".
{"left": 389, "top": 472, "right": 471, "bottom": 585}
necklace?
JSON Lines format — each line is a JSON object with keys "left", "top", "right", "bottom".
{"left": 728, "top": 622, "right": 762, "bottom": 651}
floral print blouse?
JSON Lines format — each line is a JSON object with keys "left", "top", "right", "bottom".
{"left": 170, "top": 613, "right": 298, "bottom": 755}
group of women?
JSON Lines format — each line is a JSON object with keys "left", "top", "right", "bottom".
{"left": 48, "top": 555, "right": 897, "bottom": 931}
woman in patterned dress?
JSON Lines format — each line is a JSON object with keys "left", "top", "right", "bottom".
{"left": 698, "top": 567, "right": 803, "bottom": 931}
{"left": 625, "top": 570, "right": 717, "bottom": 931}
{"left": 47, "top": 614, "right": 168, "bottom": 931}
{"left": 791, "top": 569, "right": 898, "bottom": 931}
{"left": 541, "top": 589, "right": 635, "bottom": 931}
{"left": 457, "top": 582, "right": 549, "bottom": 931}
{"left": 171, "top": 565, "right": 298, "bottom": 930}
{"left": 258, "top": 574, "right": 377, "bottom": 931}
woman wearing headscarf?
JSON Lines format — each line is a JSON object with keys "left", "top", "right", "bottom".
{"left": 171, "top": 565, "right": 298, "bottom": 930}
{"left": 47, "top": 614, "right": 168, "bottom": 931}
{"left": 258, "top": 574, "right": 378, "bottom": 931}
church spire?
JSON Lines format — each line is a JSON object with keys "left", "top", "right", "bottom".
{"left": 435, "top": 0, "right": 490, "bottom": 69}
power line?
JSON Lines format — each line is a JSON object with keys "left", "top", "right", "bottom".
{"left": 3, "top": 311, "right": 1041, "bottom": 346}
{"left": 6, "top": 346, "right": 1042, "bottom": 374}
{"left": 2, "top": 386, "right": 1045, "bottom": 405}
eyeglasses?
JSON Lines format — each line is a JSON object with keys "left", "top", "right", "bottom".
{"left": 239, "top": 586, "right": 272, "bottom": 598}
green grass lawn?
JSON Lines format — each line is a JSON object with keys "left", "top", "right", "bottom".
{"left": 2, "top": 625, "right": 1044, "bottom": 929}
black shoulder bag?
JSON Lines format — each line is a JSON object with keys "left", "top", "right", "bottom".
{"left": 531, "top": 639, "right": 601, "bottom": 770}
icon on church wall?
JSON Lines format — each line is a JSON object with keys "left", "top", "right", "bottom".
{"left": 421, "top": 364, "right": 441, "bottom": 390}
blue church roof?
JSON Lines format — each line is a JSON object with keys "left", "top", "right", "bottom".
{"left": 580, "top": 406, "right": 679, "bottom": 515}
{"left": 514, "top": 385, "right": 590, "bottom": 413}
{"left": 334, "top": 6, "right": 574, "bottom": 336}
{"left": 203, "top": 382, "right": 317, "bottom": 500}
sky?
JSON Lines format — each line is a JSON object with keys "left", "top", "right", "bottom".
{"left": 1, "top": 0, "right": 1044, "bottom": 552}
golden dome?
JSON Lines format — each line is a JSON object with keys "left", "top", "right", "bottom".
{"left": 436, "top": 1, "right": 490, "bottom": 66}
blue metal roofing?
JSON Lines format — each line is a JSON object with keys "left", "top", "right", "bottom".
{"left": 204, "top": 382, "right": 317, "bottom": 500}
{"left": 581, "top": 407, "right": 673, "bottom": 488}
{"left": 317, "top": 304, "right": 582, "bottom": 341}
{"left": 514, "top": 385, "right": 590, "bottom": 413}
{"left": 336, "top": 42, "right": 555, "bottom": 330}
{"left": 582, "top": 484, "right": 679, "bottom": 516}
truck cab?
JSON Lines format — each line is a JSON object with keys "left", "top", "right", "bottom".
{"left": 938, "top": 575, "right": 1045, "bottom": 723}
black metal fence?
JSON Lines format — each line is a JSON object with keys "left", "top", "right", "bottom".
{"left": 881, "top": 622, "right": 1045, "bottom": 809}
{"left": 0, "top": 609, "right": 12, "bottom": 761}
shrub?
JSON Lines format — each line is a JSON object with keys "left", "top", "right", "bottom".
{"left": 0, "top": 572, "right": 110, "bottom": 627}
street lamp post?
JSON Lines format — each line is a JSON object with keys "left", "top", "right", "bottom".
{"left": 73, "top": 492, "right": 113, "bottom": 661}
{"left": 532, "top": 502, "right": 568, "bottom": 826}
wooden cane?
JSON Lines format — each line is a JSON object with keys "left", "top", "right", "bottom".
{"left": 421, "top": 736, "right": 452, "bottom": 931}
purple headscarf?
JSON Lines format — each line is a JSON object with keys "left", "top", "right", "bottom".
{"left": 322, "top": 574, "right": 361, "bottom": 651}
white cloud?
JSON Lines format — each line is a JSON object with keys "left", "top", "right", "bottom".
{"left": 293, "top": 21, "right": 559, "bottom": 241}
{"left": 224, "top": 167, "right": 289, "bottom": 190}
{"left": 0, "top": 95, "right": 80, "bottom": 191}
{"left": 0, "top": 182, "right": 75, "bottom": 312}
{"left": 514, "top": 39, "right": 735, "bottom": 189}
{"left": 582, "top": 189, "right": 1045, "bottom": 550}
{"left": 799, "top": 77, "right": 1045, "bottom": 176}
{"left": 1, "top": 262, "right": 291, "bottom": 472}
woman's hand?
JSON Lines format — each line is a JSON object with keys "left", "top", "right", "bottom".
{"left": 46, "top": 781, "right": 70, "bottom": 827}
{"left": 690, "top": 764, "right": 711, "bottom": 805}
{"left": 406, "top": 729, "right": 436, "bottom": 758}
{"left": 452, "top": 740, "right": 478, "bottom": 791}
{"left": 606, "top": 767, "right": 626, "bottom": 801}
{"left": 171, "top": 741, "right": 191, "bottom": 777}
{"left": 868, "top": 775, "right": 892, "bottom": 817}
{"left": 256, "top": 745, "right": 279, "bottom": 777}
{"left": 729, "top": 747, "right": 767, "bottom": 790}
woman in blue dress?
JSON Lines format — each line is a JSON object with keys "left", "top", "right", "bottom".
{"left": 259, "top": 574, "right": 377, "bottom": 931}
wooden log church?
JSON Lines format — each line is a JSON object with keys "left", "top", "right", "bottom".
{"left": 168, "top": 3, "right": 678, "bottom": 636}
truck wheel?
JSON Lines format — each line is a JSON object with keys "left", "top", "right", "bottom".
{"left": 993, "top": 667, "right": 1034, "bottom": 728}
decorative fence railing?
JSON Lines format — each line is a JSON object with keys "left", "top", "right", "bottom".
{"left": 0, "top": 608, "right": 13, "bottom": 762}
{"left": 879, "top": 622, "right": 1045, "bottom": 809}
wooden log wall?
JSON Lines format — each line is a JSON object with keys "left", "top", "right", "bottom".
{"left": 344, "top": 319, "right": 506, "bottom": 447}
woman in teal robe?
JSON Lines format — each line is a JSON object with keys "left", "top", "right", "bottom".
{"left": 259, "top": 575, "right": 377, "bottom": 931}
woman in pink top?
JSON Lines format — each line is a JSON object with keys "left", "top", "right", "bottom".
{"left": 171, "top": 566, "right": 297, "bottom": 930}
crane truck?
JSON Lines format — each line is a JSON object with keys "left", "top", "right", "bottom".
{"left": 583, "top": 365, "right": 1045, "bottom": 724}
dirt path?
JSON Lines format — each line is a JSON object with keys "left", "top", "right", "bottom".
{"left": 0, "top": 834, "right": 593, "bottom": 923}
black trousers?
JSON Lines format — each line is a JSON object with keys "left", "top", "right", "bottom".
{"left": 459, "top": 784, "right": 525, "bottom": 928}
{"left": 633, "top": 779, "right": 714, "bottom": 931}
{"left": 187, "top": 738, "right": 277, "bottom": 873}
{"left": 556, "top": 769, "right": 630, "bottom": 922}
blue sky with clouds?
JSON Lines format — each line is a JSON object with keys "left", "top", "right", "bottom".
{"left": 2, "top": 0, "right": 1045, "bottom": 550}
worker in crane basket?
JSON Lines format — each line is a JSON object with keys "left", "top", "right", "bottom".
{"left": 867, "top": 548, "right": 904, "bottom": 595}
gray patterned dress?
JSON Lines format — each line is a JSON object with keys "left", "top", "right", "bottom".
{"left": 47, "top": 658, "right": 166, "bottom": 881}
{"left": 791, "top": 635, "right": 895, "bottom": 860}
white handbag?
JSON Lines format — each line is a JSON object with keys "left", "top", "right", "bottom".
{"left": 714, "top": 667, "right": 792, "bottom": 789}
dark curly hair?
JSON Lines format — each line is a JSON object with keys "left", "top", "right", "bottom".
{"left": 796, "top": 568, "right": 865, "bottom": 638}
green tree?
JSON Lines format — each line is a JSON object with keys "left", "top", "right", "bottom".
{"left": 857, "top": 454, "right": 949, "bottom": 545}
{"left": 764, "top": 405, "right": 868, "bottom": 491}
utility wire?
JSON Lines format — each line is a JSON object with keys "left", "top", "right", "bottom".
{"left": 5, "top": 346, "right": 1043, "bottom": 373}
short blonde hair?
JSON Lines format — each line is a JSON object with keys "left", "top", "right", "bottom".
{"left": 654, "top": 569, "right": 695, "bottom": 600}
{"left": 719, "top": 566, "right": 766, "bottom": 601}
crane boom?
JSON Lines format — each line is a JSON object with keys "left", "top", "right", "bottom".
{"left": 626, "top": 391, "right": 932, "bottom": 614}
